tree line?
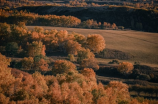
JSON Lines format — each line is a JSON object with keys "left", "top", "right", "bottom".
{"left": 0, "top": 9, "right": 119, "bottom": 29}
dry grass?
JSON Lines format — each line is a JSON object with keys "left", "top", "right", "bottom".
{"left": 27, "top": 26, "right": 158, "bottom": 67}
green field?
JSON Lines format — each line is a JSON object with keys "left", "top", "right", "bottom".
{"left": 27, "top": 26, "right": 158, "bottom": 67}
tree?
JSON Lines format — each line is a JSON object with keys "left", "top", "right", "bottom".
{"left": 117, "top": 62, "right": 134, "bottom": 76}
{"left": 80, "top": 58, "right": 99, "bottom": 71}
{"left": 21, "top": 57, "right": 34, "bottom": 70}
{"left": 72, "top": 32, "right": 86, "bottom": 45}
{"left": 31, "top": 31, "right": 45, "bottom": 41}
{"left": 0, "top": 53, "right": 15, "bottom": 95}
{"left": 5, "top": 42, "right": 18, "bottom": 56}
{"left": 10, "top": 24, "right": 27, "bottom": 44}
{"left": 111, "top": 23, "right": 117, "bottom": 29}
{"left": 108, "top": 81, "right": 130, "bottom": 103}
{"left": 27, "top": 41, "right": 46, "bottom": 57}
{"left": 0, "top": 23, "right": 11, "bottom": 45}
{"left": 34, "top": 27, "right": 44, "bottom": 33}
{"left": 0, "top": 93, "right": 9, "bottom": 104}
{"left": 34, "top": 59, "right": 49, "bottom": 71}
{"left": 86, "top": 34, "right": 106, "bottom": 53}
{"left": 80, "top": 68, "right": 96, "bottom": 81}
{"left": 77, "top": 48, "right": 95, "bottom": 63}
{"left": 68, "top": 54, "right": 75, "bottom": 62}
{"left": 62, "top": 40, "right": 82, "bottom": 55}
{"left": 52, "top": 60, "right": 77, "bottom": 75}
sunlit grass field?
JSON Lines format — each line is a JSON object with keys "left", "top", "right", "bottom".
{"left": 27, "top": 26, "right": 158, "bottom": 67}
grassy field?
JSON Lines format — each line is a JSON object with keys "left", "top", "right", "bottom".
{"left": 27, "top": 26, "right": 158, "bottom": 67}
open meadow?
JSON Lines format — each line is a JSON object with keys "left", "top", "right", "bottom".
{"left": 27, "top": 26, "right": 158, "bottom": 67}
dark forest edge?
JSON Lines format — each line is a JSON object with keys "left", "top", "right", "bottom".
{"left": 1, "top": 6, "right": 158, "bottom": 32}
{"left": 0, "top": 9, "right": 121, "bottom": 30}
{"left": 15, "top": 5, "right": 158, "bottom": 33}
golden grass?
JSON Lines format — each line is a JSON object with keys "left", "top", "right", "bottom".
{"left": 27, "top": 26, "right": 158, "bottom": 67}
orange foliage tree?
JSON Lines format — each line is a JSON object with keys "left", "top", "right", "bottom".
{"left": 21, "top": 57, "right": 34, "bottom": 70}
{"left": 62, "top": 40, "right": 82, "bottom": 55}
{"left": 80, "top": 58, "right": 99, "bottom": 70}
{"left": 117, "top": 62, "right": 134, "bottom": 75}
{"left": 52, "top": 60, "right": 77, "bottom": 75}
{"left": 77, "top": 48, "right": 95, "bottom": 63}
{"left": 72, "top": 32, "right": 86, "bottom": 45}
{"left": 0, "top": 53, "right": 15, "bottom": 97}
{"left": 27, "top": 41, "right": 46, "bottom": 57}
{"left": 86, "top": 34, "right": 106, "bottom": 53}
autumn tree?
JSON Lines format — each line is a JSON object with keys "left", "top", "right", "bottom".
{"left": 0, "top": 53, "right": 15, "bottom": 96}
{"left": 52, "top": 60, "right": 77, "bottom": 75}
{"left": 80, "top": 68, "right": 96, "bottom": 82}
{"left": 68, "top": 54, "right": 75, "bottom": 62}
{"left": 112, "top": 23, "right": 117, "bottom": 29}
{"left": 34, "top": 27, "right": 44, "bottom": 33}
{"left": 27, "top": 41, "right": 46, "bottom": 57}
{"left": 0, "top": 23, "right": 11, "bottom": 45}
{"left": 10, "top": 24, "right": 27, "bottom": 44}
{"left": 81, "top": 19, "right": 98, "bottom": 29}
{"left": 0, "top": 93, "right": 10, "bottom": 104}
{"left": 117, "top": 62, "right": 134, "bottom": 76}
{"left": 5, "top": 42, "right": 18, "bottom": 56}
{"left": 80, "top": 58, "right": 99, "bottom": 70}
{"left": 86, "top": 34, "right": 106, "bottom": 53}
{"left": 62, "top": 40, "right": 82, "bottom": 55}
{"left": 77, "top": 48, "right": 95, "bottom": 63}
{"left": 31, "top": 31, "right": 45, "bottom": 41}
{"left": 21, "top": 57, "right": 34, "bottom": 70}
{"left": 71, "top": 32, "right": 86, "bottom": 45}
{"left": 34, "top": 58, "right": 49, "bottom": 71}
{"left": 107, "top": 81, "right": 131, "bottom": 103}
